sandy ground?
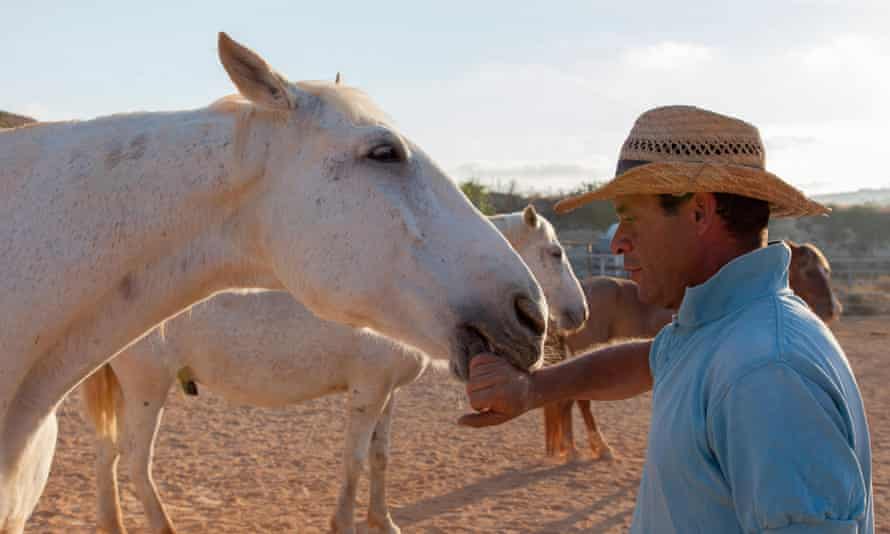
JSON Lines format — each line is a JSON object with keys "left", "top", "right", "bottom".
{"left": 31, "top": 316, "right": 888, "bottom": 533}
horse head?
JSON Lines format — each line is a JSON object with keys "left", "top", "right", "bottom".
{"left": 215, "top": 33, "right": 548, "bottom": 379}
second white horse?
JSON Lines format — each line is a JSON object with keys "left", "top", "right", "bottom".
{"left": 83, "top": 206, "right": 588, "bottom": 534}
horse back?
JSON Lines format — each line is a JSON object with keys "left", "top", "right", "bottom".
{"left": 563, "top": 276, "right": 624, "bottom": 354}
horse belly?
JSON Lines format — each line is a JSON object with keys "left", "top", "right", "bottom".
{"left": 191, "top": 352, "right": 348, "bottom": 408}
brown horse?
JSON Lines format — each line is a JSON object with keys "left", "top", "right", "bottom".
{"left": 543, "top": 240, "right": 841, "bottom": 460}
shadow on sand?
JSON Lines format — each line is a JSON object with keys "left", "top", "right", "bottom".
{"left": 388, "top": 459, "right": 637, "bottom": 532}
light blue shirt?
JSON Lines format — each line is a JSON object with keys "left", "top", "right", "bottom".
{"left": 631, "top": 243, "right": 873, "bottom": 534}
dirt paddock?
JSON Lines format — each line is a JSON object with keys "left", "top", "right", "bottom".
{"left": 32, "top": 315, "right": 888, "bottom": 533}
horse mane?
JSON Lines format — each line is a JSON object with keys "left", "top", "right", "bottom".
{"left": 787, "top": 240, "right": 831, "bottom": 273}
{"left": 298, "top": 81, "right": 392, "bottom": 125}
{"left": 802, "top": 242, "right": 831, "bottom": 272}
{"left": 209, "top": 82, "right": 391, "bottom": 126}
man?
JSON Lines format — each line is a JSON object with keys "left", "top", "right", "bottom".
{"left": 459, "top": 106, "right": 873, "bottom": 533}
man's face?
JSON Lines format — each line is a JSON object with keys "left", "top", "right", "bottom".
{"left": 610, "top": 195, "right": 701, "bottom": 310}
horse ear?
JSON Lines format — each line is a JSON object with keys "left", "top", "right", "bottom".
{"left": 218, "top": 32, "right": 295, "bottom": 111}
{"left": 523, "top": 204, "right": 538, "bottom": 228}
{"left": 335, "top": 72, "right": 342, "bottom": 85}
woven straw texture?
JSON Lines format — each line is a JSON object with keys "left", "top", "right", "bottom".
{"left": 554, "top": 106, "right": 828, "bottom": 218}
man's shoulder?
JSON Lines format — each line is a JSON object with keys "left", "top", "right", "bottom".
{"left": 703, "top": 292, "right": 843, "bottom": 400}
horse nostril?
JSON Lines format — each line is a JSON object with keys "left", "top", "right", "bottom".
{"left": 572, "top": 307, "right": 589, "bottom": 329}
{"left": 514, "top": 295, "right": 546, "bottom": 337}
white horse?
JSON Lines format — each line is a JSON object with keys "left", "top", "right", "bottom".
{"left": 0, "top": 33, "right": 549, "bottom": 532}
{"left": 82, "top": 207, "right": 587, "bottom": 534}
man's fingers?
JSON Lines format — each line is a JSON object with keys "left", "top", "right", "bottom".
{"left": 469, "top": 353, "right": 503, "bottom": 369}
{"left": 466, "top": 354, "right": 519, "bottom": 384}
{"left": 457, "top": 410, "right": 514, "bottom": 427}
{"left": 464, "top": 375, "right": 507, "bottom": 394}
{"left": 467, "top": 354, "right": 513, "bottom": 375}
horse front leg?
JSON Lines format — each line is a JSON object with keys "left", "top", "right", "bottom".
{"left": 577, "top": 400, "right": 614, "bottom": 460}
{"left": 116, "top": 372, "right": 177, "bottom": 534}
{"left": 123, "top": 405, "right": 177, "bottom": 534}
{"left": 0, "top": 412, "right": 57, "bottom": 534}
{"left": 367, "top": 393, "right": 400, "bottom": 534}
{"left": 330, "top": 386, "right": 390, "bottom": 534}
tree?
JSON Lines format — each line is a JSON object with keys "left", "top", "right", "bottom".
{"left": 459, "top": 179, "right": 495, "bottom": 215}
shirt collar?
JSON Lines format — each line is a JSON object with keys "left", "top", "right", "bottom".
{"left": 676, "top": 242, "right": 791, "bottom": 328}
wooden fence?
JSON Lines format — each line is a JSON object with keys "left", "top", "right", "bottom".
{"left": 828, "top": 257, "right": 890, "bottom": 284}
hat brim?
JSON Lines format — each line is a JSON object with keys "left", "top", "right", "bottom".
{"left": 553, "top": 161, "right": 829, "bottom": 218}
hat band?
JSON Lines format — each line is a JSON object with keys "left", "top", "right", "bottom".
{"left": 614, "top": 159, "right": 653, "bottom": 175}
{"left": 615, "top": 158, "right": 764, "bottom": 176}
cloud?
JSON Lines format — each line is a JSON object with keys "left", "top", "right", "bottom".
{"left": 371, "top": 33, "right": 890, "bottom": 196}
{"left": 796, "top": 35, "right": 881, "bottom": 70}
{"left": 452, "top": 159, "right": 611, "bottom": 179}
{"left": 449, "top": 159, "right": 614, "bottom": 194}
{"left": 765, "top": 135, "right": 819, "bottom": 151}
{"left": 621, "top": 42, "right": 716, "bottom": 71}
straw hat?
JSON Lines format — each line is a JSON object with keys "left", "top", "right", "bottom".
{"left": 554, "top": 106, "right": 828, "bottom": 217}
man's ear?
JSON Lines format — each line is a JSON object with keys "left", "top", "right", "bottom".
{"left": 691, "top": 192, "right": 718, "bottom": 235}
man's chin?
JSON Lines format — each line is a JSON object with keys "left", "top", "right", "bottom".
{"left": 634, "top": 282, "right": 657, "bottom": 305}
{"left": 627, "top": 269, "right": 641, "bottom": 283}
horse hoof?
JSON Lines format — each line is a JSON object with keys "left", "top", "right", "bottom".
{"left": 329, "top": 518, "right": 356, "bottom": 534}
{"left": 591, "top": 446, "right": 615, "bottom": 461}
{"left": 368, "top": 513, "right": 401, "bottom": 534}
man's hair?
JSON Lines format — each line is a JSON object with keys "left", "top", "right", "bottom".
{"left": 658, "top": 193, "right": 769, "bottom": 247}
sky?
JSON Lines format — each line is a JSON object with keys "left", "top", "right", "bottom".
{"left": 3, "top": 0, "right": 889, "bottom": 196}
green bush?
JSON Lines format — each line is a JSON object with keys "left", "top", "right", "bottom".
{"left": 459, "top": 179, "right": 495, "bottom": 215}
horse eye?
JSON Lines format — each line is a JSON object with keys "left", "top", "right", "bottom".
{"left": 550, "top": 249, "right": 563, "bottom": 259}
{"left": 366, "top": 144, "right": 403, "bottom": 163}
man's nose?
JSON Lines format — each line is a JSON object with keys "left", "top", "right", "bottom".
{"left": 611, "top": 234, "right": 632, "bottom": 255}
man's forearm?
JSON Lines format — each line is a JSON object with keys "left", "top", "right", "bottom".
{"left": 527, "top": 339, "right": 653, "bottom": 409}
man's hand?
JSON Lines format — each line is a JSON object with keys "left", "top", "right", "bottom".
{"left": 457, "top": 353, "right": 534, "bottom": 428}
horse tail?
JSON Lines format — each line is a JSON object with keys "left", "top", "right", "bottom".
{"left": 82, "top": 363, "right": 122, "bottom": 443}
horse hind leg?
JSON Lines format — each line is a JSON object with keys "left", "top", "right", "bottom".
{"left": 366, "top": 393, "right": 400, "bottom": 534}
{"left": 331, "top": 385, "right": 390, "bottom": 534}
{"left": 557, "top": 400, "right": 577, "bottom": 460}
{"left": 543, "top": 402, "right": 561, "bottom": 457}
{"left": 95, "top": 429, "right": 127, "bottom": 534}
{"left": 577, "top": 400, "right": 614, "bottom": 460}
{"left": 83, "top": 365, "right": 128, "bottom": 534}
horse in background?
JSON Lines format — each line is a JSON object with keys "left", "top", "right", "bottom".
{"left": 543, "top": 240, "right": 841, "bottom": 460}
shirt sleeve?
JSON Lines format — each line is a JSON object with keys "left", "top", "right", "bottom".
{"left": 707, "top": 361, "right": 867, "bottom": 533}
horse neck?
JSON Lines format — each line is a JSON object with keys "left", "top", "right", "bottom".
{"left": 3, "top": 108, "right": 270, "bottom": 355}
{"left": 3, "top": 222, "right": 282, "bottom": 467}
{"left": 0, "top": 110, "right": 281, "bottom": 466}
{"left": 489, "top": 214, "right": 526, "bottom": 248}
